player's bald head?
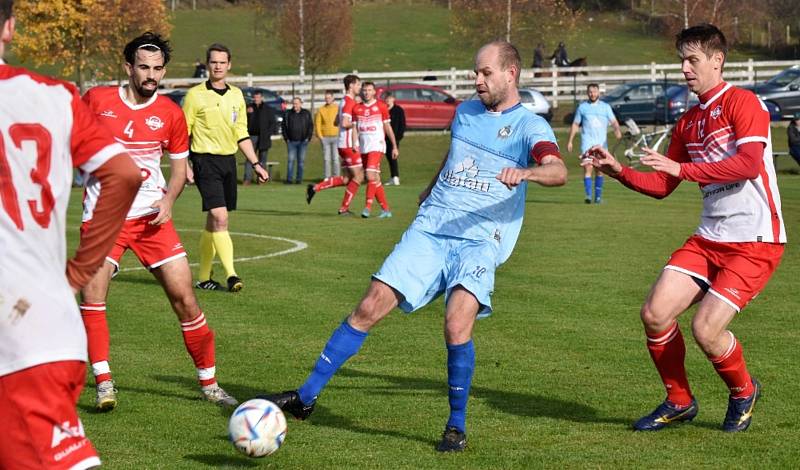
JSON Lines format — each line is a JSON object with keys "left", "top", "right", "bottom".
{"left": 475, "top": 40, "right": 521, "bottom": 84}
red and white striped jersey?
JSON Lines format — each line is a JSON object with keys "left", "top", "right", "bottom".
{"left": 0, "top": 62, "right": 124, "bottom": 376}
{"left": 337, "top": 95, "right": 357, "bottom": 149}
{"left": 81, "top": 86, "right": 189, "bottom": 221}
{"left": 669, "top": 83, "right": 785, "bottom": 243}
{"left": 354, "top": 100, "right": 390, "bottom": 154}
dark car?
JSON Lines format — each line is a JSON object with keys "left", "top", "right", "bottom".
{"left": 745, "top": 65, "right": 800, "bottom": 120}
{"left": 655, "top": 85, "right": 782, "bottom": 123}
{"left": 601, "top": 81, "right": 680, "bottom": 124}
{"left": 375, "top": 83, "right": 460, "bottom": 129}
{"left": 654, "top": 85, "right": 699, "bottom": 123}
{"left": 161, "top": 86, "right": 286, "bottom": 134}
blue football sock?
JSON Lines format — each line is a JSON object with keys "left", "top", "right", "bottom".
{"left": 298, "top": 319, "right": 367, "bottom": 405}
{"left": 583, "top": 177, "right": 592, "bottom": 199}
{"left": 595, "top": 175, "right": 604, "bottom": 201}
{"left": 446, "top": 340, "right": 475, "bottom": 433}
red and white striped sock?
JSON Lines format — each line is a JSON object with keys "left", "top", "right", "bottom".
{"left": 315, "top": 176, "right": 345, "bottom": 191}
{"left": 365, "top": 180, "right": 377, "bottom": 210}
{"left": 80, "top": 302, "right": 112, "bottom": 384}
{"left": 180, "top": 312, "right": 217, "bottom": 387}
{"left": 646, "top": 322, "right": 693, "bottom": 407}
{"left": 709, "top": 332, "right": 754, "bottom": 399}
{"left": 339, "top": 180, "right": 361, "bottom": 212}
{"left": 375, "top": 181, "right": 389, "bottom": 211}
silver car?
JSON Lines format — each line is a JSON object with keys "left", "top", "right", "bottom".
{"left": 468, "top": 87, "right": 552, "bottom": 121}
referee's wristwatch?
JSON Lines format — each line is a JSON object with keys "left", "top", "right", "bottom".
{"left": 252, "top": 161, "right": 262, "bottom": 168}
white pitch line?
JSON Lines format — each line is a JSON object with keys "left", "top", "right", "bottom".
{"left": 118, "top": 230, "right": 308, "bottom": 273}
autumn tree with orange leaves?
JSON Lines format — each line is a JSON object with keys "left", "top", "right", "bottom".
{"left": 13, "top": 0, "right": 171, "bottom": 91}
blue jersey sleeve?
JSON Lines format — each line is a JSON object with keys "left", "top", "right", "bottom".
{"left": 573, "top": 103, "right": 584, "bottom": 125}
{"left": 605, "top": 102, "right": 616, "bottom": 123}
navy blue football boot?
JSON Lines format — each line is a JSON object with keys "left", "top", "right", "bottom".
{"left": 633, "top": 397, "right": 699, "bottom": 431}
{"left": 722, "top": 379, "right": 761, "bottom": 432}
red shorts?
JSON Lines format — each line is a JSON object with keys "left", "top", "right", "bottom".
{"left": 363, "top": 151, "right": 383, "bottom": 171}
{"left": 0, "top": 361, "right": 100, "bottom": 470}
{"left": 665, "top": 235, "right": 784, "bottom": 311}
{"left": 82, "top": 213, "right": 187, "bottom": 272}
{"left": 338, "top": 147, "right": 362, "bottom": 168}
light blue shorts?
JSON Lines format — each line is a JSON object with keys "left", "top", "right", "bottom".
{"left": 373, "top": 226, "right": 499, "bottom": 318}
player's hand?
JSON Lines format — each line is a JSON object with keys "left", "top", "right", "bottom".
{"left": 149, "top": 199, "right": 172, "bottom": 225}
{"left": 585, "top": 145, "right": 623, "bottom": 176}
{"left": 567, "top": 141, "right": 573, "bottom": 153}
{"left": 391, "top": 147, "right": 399, "bottom": 160}
{"left": 186, "top": 163, "right": 195, "bottom": 185}
{"left": 255, "top": 164, "right": 270, "bottom": 183}
{"left": 639, "top": 147, "right": 680, "bottom": 177}
{"left": 495, "top": 167, "right": 531, "bottom": 189}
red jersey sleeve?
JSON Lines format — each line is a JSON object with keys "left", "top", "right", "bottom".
{"left": 380, "top": 102, "right": 390, "bottom": 121}
{"left": 342, "top": 97, "right": 355, "bottom": 117}
{"left": 614, "top": 120, "right": 686, "bottom": 198}
{"left": 166, "top": 103, "right": 190, "bottom": 159}
{"left": 70, "top": 86, "right": 123, "bottom": 171}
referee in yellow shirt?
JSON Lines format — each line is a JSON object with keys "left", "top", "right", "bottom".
{"left": 183, "top": 43, "right": 269, "bottom": 292}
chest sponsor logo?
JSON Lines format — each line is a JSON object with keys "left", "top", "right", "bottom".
{"left": 498, "top": 125, "right": 513, "bottom": 139}
{"left": 710, "top": 105, "right": 722, "bottom": 119}
{"left": 100, "top": 110, "right": 117, "bottom": 118}
{"left": 145, "top": 115, "right": 164, "bottom": 131}
{"left": 442, "top": 157, "right": 490, "bottom": 192}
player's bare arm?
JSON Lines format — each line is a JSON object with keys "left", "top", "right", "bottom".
{"left": 567, "top": 122, "right": 579, "bottom": 153}
{"left": 150, "top": 157, "right": 187, "bottom": 225}
{"left": 384, "top": 122, "right": 399, "bottom": 159}
{"left": 418, "top": 152, "right": 449, "bottom": 205}
{"left": 496, "top": 154, "right": 567, "bottom": 189}
{"left": 239, "top": 137, "right": 270, "bottom": 183}
{"left": 611, "top": 119, "right": 623, "bottom": 140}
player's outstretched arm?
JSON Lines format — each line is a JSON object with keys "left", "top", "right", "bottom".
{"left": 68, "top": 154, "right": 140, "bottom": 292}
{"left": 496, "top": 154, "right": 567, "bottom": 189}
{"left": 586, "top": 145, "right": 681, "bottom": 199}
{"left": 150, "top": 157, "right": 187, "bottom": 225}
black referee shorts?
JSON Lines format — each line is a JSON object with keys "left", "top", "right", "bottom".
{"left": 190, "top": 153, "right": 238, "bottom": 211}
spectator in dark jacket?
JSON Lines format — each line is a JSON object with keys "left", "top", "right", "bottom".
{"left": 789, "top": 112, "right": 800, "bottom": 167}
{"left": 244, "top": 91, "right": 278, "bottom": 184}
{"left": 384, "top": 94, "right": 406, "bottom": 186}
{"left": 282, "top": 97, "right": 314, "bottom": 184}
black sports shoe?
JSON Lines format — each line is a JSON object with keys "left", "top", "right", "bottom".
{"left": 436, "top": 426, "right": 467, "bottom": 452}
{"left": 257, "top": 390, "right": 315, "bottom": 420}
{"left": 227, "top": 275, "right": 243, "bottom": 292}
{"left": 306, "top": 184, "right": 316, "bottom": 204}
{"left": 195, "top": 279, "right": 223, "bottom": 290}
{"left": 722, "top": 379, "right": 760, "bottom": 432}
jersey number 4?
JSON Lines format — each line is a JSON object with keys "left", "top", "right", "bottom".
{"left": 0, "top": 124, "right": 56, "bottom": 230}
{"left": 123, "top": 120, "right": 134, "bottom": 139}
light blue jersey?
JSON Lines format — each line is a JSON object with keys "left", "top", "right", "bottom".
{"left": 414, "top": 100, "right": 557, "bottom": 264}
{"left": 573, "top": 100, "right": 616, "bottom": 153}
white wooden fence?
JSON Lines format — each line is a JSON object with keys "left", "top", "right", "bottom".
{"left": 133, "top": 59, "right": 798, "bottom": 110}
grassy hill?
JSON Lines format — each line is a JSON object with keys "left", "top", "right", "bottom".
{"left": 5, "top": 2, "right": 775, "bottom": 81}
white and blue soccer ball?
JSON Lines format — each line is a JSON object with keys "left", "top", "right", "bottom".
{"left": 228, "top": 399, "right": 287, "bottom": 457}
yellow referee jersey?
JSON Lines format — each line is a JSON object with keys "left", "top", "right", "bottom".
{"left": 182, "top": 81, "right": 250, "bottom": 155}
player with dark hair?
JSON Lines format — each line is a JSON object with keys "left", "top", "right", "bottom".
{"left": 0, "top": 1, "right": 141, "bottom": 466}
{"left": 305, "top": 74, "right": 365, "bottom": 214}
{"left": 353, "top": 81, "right": 398, "bottom": 218}
{"left": 80, "top": 32, "right": 238, "bottom": 411}
{"left": 586, "top": 23, "right": 785, "bottom": 432}
{"left": 261, "top": 40, "right": 566, "bottom": 452}
{"left": 183, "top": 42, "right": 269, "bottom": 292}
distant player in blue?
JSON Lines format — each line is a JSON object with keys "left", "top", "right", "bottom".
{"left": 567, "top": 83, "right": 621, "bottom": 203}
{"left": 258, "top": 41, "right": 567, "bottom": 452}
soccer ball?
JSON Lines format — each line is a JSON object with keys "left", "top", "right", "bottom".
{"left": 228, "top": 399, "right": 287, "bottom": 457}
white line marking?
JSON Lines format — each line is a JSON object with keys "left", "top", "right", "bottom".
{"left": 118, "top": 229, "right": 308, "bottom": 273}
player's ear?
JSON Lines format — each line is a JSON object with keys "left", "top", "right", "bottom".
{"left": 123, "top": 61, "right": 133, "bottom": 77}
{"left": 1, "top": 16, "right": 14, "bottom": 44}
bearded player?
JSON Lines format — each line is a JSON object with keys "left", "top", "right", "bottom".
{"left": 79, "top": 32, "right": 237, "bottom": 411}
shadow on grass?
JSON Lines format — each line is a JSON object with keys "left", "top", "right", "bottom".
{"left": 335, "top": 368, "right": 630, "bottom": 426}
{"left": 183, "top": 454, "right": 260, "bottom": 468}
{"left": 234, "top": 208, "right": 304, "bottom": 217}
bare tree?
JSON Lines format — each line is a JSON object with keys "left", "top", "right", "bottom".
{"left": 276, "top": 0, "right": 353, "bottom": 76}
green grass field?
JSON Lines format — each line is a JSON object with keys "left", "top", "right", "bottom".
{"left": 65, "top": 129, "right": 799, "bottom": 468}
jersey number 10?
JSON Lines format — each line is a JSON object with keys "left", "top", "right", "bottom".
{"left": 0, "top": 124, "right": 56, "bottom": 231}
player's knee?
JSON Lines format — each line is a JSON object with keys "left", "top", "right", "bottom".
{"left": 640, "top": 303, "right": 671, "bottom": 332}
{"left": 690, "top": 319, "right": 720, "bottom": 353}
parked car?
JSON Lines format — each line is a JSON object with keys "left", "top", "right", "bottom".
{"left": 655, "top": 84, "right": 782, "bottom": 123}
{"left": 375, "top": 83, "right": 460, "bottom": 129}
{"left": 744, "top": 65, "right": 800, "bottom": 120}
{"left": 160, "top": 86, "right": 286, "bottom": 134}
{"left": 601, "top": 81, "right": 680, "bottom": 124}
{"left": 653, "top": 85, "right": 699, "bottom": 123}
{"left": 467, "top": 87, "right": 552, "bottom": 121}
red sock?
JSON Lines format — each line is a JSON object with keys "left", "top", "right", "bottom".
{"left": 365, "top": 180, "right": 377, "bottom": 210}
{"left": 80, "top": 302, "right": 112, "bottom": 384}
{"left": 340, "top": 180, "right": 360, "bottom": 212}
{"left": 375, "top": 181, "right": 389, "bottom": 211}
{"left": 181, "top": 312, "right": 217, "bottom": 387}
{"left": 709, "top": 333, "right": 754, "bottom": 399}
{"left": 315, "top": 176, "right": 345, "bottom": 192}
{"left": 646, "top": 323, "right": 693, "bottom": 406}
